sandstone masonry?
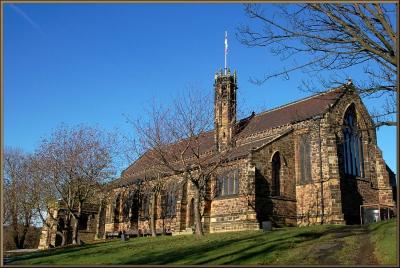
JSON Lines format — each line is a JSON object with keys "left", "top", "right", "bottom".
{"left": 39, "top": 71, "right": 397, "bottom": 248}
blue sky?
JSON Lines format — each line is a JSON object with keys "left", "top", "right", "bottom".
{"left": 4, "top": 3, "right": 397, "bottom": 174}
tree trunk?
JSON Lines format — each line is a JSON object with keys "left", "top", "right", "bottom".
{"left": 56, "top": 231, "right": 66, "bottom": 246}
{"left": 17, "top": 223, "right": 29, "bottom": 249}
{"left": 72, "top": 203, "right": 82, "bottom": 245}
{"left": 193, "top": 186, "right": 204, "bottom": 237}
{"left": 11, "top": 209, "right": 21, "bottom": 249}
{"left": 14, "top": 234, "right": 22, "bottom": 249}
{"left": 12, "top": 229, "right": 20, "bottom": 249}
{"left": 62, "top": 217, "right": 70, "bottom": 246}
{"left": 11, "top": 222, "right": 29, "bottom": 249}
{"left": 150, "top": 193, "right": 157, "bottom": 237}
{"left": 95, "top": 198, "right": 103, "bottom": 240}
{"left": 72, "top": 218, "right": 79, "bottom": 245}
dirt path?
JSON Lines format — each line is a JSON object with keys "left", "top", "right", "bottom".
{"left": 310, "top": 240, "right": 344, "bottom": 265}
{"left": 354, "top": 228, "right": 378, "bottom": 265}
{"left": 308, "top": 225, "right": 378, "bottom": 265}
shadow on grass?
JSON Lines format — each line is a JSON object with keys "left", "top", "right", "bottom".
{"left": 8, "top": 240, "right": 118, "bottom": 264}
{"left": 312, "top": 224, "right": 367, "bottom": 238}
{"left": 118, "top": 229, "right": 327, "bottom": 265}
{"left": 117, "top": 233, "right": 264, "bottom": 265}
{"left": 10, "top": 224, "right": 371, "bottom": 265}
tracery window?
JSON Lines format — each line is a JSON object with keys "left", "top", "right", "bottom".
{"left": 217, "top": 169, "right": 239, "bottom": 196}
{"left": 140, "top": 194, "right": 150, "bottom": 219}
{"left": 343, "top": 105, "right": 364, "bottom": 177}
{"left": 122, "top": 194, "right": 131, "bottom": 222}
{"left": 165, "top": 191, "right": 177, "bottom": 217}
{"left": 113, "top": 194, "right": 121, "bottom": 223}
{"left": 161, "top": 185, "right": 178, "bottom": 218}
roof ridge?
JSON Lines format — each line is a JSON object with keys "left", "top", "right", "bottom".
{"left": 252, "top": 84, "right": 346, "bottom": 118}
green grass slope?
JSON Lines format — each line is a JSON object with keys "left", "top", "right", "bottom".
{"left": 368, "top": 218, "right": 397, "bottom": 265}
{"left": 9, "top": 219, "right": 397, "bottom": 265}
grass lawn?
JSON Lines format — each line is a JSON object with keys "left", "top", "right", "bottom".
{"left": 368, "top": 218, "right": 397, "bottom": 265}
{"left": 9, "top": 219, "right": 397, "bottom": 265}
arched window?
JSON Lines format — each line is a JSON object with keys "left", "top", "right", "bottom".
{"left": 79, "top": 214, "right": 89, "bottom": 230}
{"left": 122, "top": 194, "right": 131, "bottom": 222}
{"left": 343, "top": 105, "right": 364, "bottom": 177}
{"left": 162, "top": 186, "right": 178, "bottom": 218}
{"left": 189, "top": 198, "right": 195, "bottom": 227}
{"left": 129, "top": 190, "right": 140, "bottom": 223}
{"left": 113, "top": 194, "right": 121, "bottom": 223}
{"left": 217, "top": 169, "right": 239, "bottom": 197}
{"left": 140, "top": 194, "right": 150, "bottom": 219}
{"left": 299, "top": 134, "right": 312, "bottom": 184}
{"left": 271, "top": 152, "right": 281, "bottom": 196}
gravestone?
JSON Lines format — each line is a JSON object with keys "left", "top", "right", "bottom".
{"left": 262, "top": 221, "right": 272, "bottom": 231}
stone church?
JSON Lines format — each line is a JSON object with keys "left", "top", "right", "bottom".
{"left": 39, "top": 69, "right": 396, "bottom": 248}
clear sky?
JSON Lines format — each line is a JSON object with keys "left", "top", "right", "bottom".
{"left": 4, "top": 3, "right": 397, "bottom": 175}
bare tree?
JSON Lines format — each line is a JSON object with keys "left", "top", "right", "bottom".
{"left": 3, "top": 148, "right": 39, "bottom": 249}
{"left": 131, "top": 89, "right": 235, "bottom": 237}
{"left": 116, "top": 175, "right": 159, "bottom": 237}
{"left": 94, "top": 184, "right": 109, "bottom": 240}
{"left": 237, "top": 3, "right": 397, "bottom": 127}
{"left": 35, "top": 124, "right": 117, "bottom": 245}
{"left": 25, "top": 154, "right": 67, "bottom": 247}
{"left": 140, "top": 173, "right": 166, "bottom": 237}
{"left": 159, "top": 181, "right": 180, "bottom": 234}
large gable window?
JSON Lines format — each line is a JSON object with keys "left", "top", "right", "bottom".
{"left": 343, "top": 105, "right": 364, "bottom": 177}
{"left": 299, "top": 135, "right": 312, "bottom": 184}
{"left": 217, "top": 169, "right": 239, "bottom": 196}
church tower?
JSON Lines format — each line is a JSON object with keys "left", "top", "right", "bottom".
{"left": 214, "top": 68, "right": 237, "bottom": 151}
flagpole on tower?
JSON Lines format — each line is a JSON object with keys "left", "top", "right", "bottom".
{"left": 224, "top": 31, "right": 228, "bottom": 75}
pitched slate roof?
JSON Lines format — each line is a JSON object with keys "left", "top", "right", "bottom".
{"left": 236, "top": 86, "right": 345, "bottom": 138}
{"left": 113, "top": 85, "right": 347, "bottom": 187}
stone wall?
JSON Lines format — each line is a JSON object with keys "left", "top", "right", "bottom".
{"left": 375, "top": 148, "right": 396, "bottom": 206}
{"left": 208, "top": 159, "right": 259, "bottom": 232}
{"left": 294, "top": 116, "right": 346, "bottom": 225}
{"left": 293, "top": 87, "right": 397, "bottom": 225}
{"left": 250, "top": 130, "right": 297, "bottom": 226}
{"left": 102, "top": 86, "right": 396, "bottom": 235}
{"left": 295, "top": 88, "right": 396, "bottom": 225}
{"left": 210, "top": 196, "right": 259, "bottom": 232}
{"left": 37, "top": 209, "right": 58, "bottom": 250}
{"left": 329, "top": 88, "right": 396, "bottom": 223}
